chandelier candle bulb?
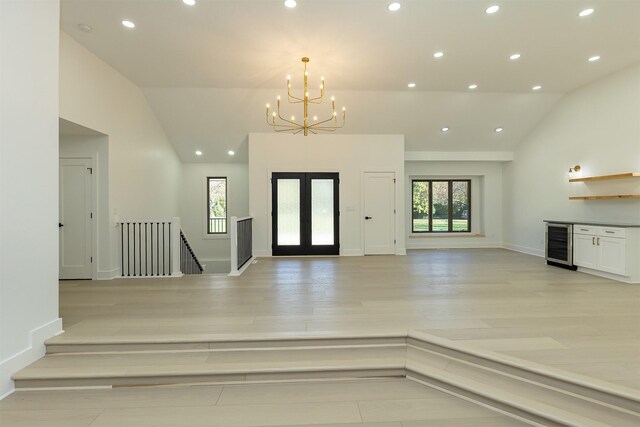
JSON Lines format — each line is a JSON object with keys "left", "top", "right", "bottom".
{"left": 265, "top": 57, "right": 346, "bottom": 136}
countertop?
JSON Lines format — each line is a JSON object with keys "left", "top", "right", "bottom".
{"left": 544, "top": 220, "right": 640, "bottom": 228}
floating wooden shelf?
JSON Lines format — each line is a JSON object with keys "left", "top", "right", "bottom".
{"left": 569, "top": 195, "right": 640, "bottom": 200}
{"left": 569, "top": 172, "right": 640, "bottom": 182}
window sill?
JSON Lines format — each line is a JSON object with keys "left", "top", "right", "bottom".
{"left": 202, "top": 234, "right": 230, "bottom": 240}
{"left": 409, "top": 233, "right": 485, "bottom": 238}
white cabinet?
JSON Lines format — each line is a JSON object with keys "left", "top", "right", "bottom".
{"left": 598, "top": 237, "right": 626, "bottom": 275}
{"left": 573, "top": 225, "right": 627, "bottom": 277}
{"left": 573, "top": 233, "right": 598, "bottom": 269}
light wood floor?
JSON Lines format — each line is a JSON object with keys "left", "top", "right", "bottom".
{"left": 55, "top": 249, "right": 640, "bottom": 390}
{"left": 0, "top": 378, "right": 529, "bottom": 427}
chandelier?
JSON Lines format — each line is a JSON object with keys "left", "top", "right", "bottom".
{"left": 266, "top": 57, "right": 346, "bottom": 136}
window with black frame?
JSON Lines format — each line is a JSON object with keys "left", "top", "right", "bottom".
{"left": 412, "top": 179, "right": 471, "bottom": 233}
{"left": 207, "top": 177, "right": 227, "bottom": 234}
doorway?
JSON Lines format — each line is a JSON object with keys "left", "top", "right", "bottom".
{"left": 59, "top": 158, "right": 93, "bottom": 279}
{"left": 271, "top": 172, "right": 339, "bottom": 256}
{"left": 363, "top": 172, "right": 396, "bottom": 255}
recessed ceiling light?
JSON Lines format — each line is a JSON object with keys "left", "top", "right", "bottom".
{"left": 468, "top": 84, "right": 478, "bottom": 90}
{"left": 495, "top": 127, "right": 504, "bottom": 133}
{"left": 388, "top": 2, "right": 401, "bottom": 12}
{"left": 485, "top": 5, "right": 500, "bottom": 14}
{"left": 122, "top": 20, "right": 135, "bottom": 28}
{"left": 588, "top": 55, "right": 601, "bottom": 62}
{"left": 578, "top": 8, "right": 594, "bottom": 17}
{"left": 195, "top": 150, "right": 202, "bottom": 156}
{"left": 284, "top": 0, "right": 297, "bottom": 8}
{"left": 407, "top": 82, "right": 416, "bottom": 88}
{"left": 441, "top": 127, "right": 450, "bottom": 132}
{"left": 532, "top": 85, "right": 542, "bottom": 91}
{"left": 228, "top": 150, "right": 235, "bottom": 156}
{"left": 509, "top": 53, "right": 521, "bottom": 60}
{"left": 433, "top": 51, "right": 444, "bottom": 58}
{"left": 183, "top": 0, "right": 196, "bottom": 5}
{"left": 78, "top": 24, "right": 93, "bottom": 33}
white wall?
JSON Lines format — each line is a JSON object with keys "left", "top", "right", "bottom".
{"left": 405, "top": 161, "right": 503, "bottom": 249}
{"left": 248, "top": 133, "right": 405, "bottom": 257}
{"left": 59, "top": 132, "right": 111, "bottom": 279}
{"left": 503, "top": 64, "right": 640, "bottom": 256}
{"left": 180, "top": 163, "right": 249, "bottom": 273}
{"left": 59, "top": 32, "right": 183, "bottom": 277}
{"left": 0, "top": 0, "right": 62, "bottom": 398}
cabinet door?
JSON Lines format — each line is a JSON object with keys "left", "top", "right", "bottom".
{"left": 573, "top": 234, "right": 598, "bottom": 269}
{"left": 598, "top": 237, "right": 627, "bottom": 276}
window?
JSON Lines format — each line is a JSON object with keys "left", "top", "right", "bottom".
{"left": 412, "top": 179, "right": 470, "bottom": 233}
{"left": 207, "top": 177, "right": 227, "bottom": 234}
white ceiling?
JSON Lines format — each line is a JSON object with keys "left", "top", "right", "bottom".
{"left": 60, "top": 0, "right": 640, "bottom": 162}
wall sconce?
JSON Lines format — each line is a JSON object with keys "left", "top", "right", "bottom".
{"left": 569, "top": 165, "right": 581, "bottom": 174}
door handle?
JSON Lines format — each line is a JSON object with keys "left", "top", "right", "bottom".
{"left": 365, "top": 216, "right": 372, "bottom": 220}
{"left": 59, "top": 223, "right": 64, "bottom": 228}
{"left": 597, "top": 237, "right": 600, "bottom": 245}
{"left": 592, "top": 237, "right": 595, "bottom": 245}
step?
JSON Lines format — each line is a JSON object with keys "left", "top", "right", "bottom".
{"left": 15, "top": 330, "right": 640, "bottom": 427}
{"left": 406, "top": 330, "right": 640, "bottom": 427}
{"left": 44, "top": 331, "right": 407, "bottom": 353}
{"left": 13, "top": 344, "right": 406, "bottom": 388}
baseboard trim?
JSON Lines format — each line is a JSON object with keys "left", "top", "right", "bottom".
{"left": 502, "top": 242, "right": 544, "bottom": 258}
{"left": 0, "top": 317, "right": 62, "bottom": 399}
{"left": 228, "top": 256, "right": 255, "bottom": 277}
{"left": 341, "top": 249, "right": 363, "bottom": 256}
{"left": 577, "top": 267, "right": 638, "bottom": 284}
{"left": 407, "top": 242, "right": 502, "bottom": 250}
{"left": 97, "top": 268, "right": 119, "bottom": 280}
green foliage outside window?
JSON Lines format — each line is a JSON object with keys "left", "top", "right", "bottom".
{"left": 412, "top": 180, "right": 470, "bottom": 233}
{"left": 208, "top": 178, "right": 227, "bottom": 234}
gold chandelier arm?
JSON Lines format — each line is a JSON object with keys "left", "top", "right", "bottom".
{"left": 310, "top": 113, "right": 346, "bottom": 130}
{"left": 288, "top": 95, "right": 305, "bottom": 103}
{"left": 277, "top": 112, "right": 301, "bottom": 128}
{"left": 267, "top": 109, "right": 302, "bottom": 131}
{"left": 308, "top": 86, "right": 325, "bottom": 103}
{"left": 308, "top": 111, "right": 342, "bottom": 128}
{"left": 276, "top": 102, "right": 302, "bottom": 127}
{"left": 308, "top": 83, "right": 325, "bottom": 103}
{"left": 287, "top": 86, "right": 304, "bottom": 103}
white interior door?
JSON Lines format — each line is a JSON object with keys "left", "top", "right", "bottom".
{"left": 363, "top": 172, "right": 395, "bottom": 255}
{"left": 59, "top": 158, "right": 92, "bottom": 279}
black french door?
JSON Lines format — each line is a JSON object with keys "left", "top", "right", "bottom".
{"left": 272, "top": 172, "right": 339, "bottom": 256}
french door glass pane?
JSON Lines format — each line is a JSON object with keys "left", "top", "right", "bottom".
{"left": 452, "top": 181, "right": 470, "bottom": 231}
{"left": 277, "top": 179, "right": 300, "bottom": 245}
{"left": 432, "top": 181, "right": 450, "bottom": 231}
{"left": 311, "top": 179, "right": 334, "bottom": 245}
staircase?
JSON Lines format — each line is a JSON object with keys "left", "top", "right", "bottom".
{"left": 180, "top": 230, "right": 203, "bottom": 274}
{"left": 119, "top": 217, "right": 203, "bottom": 276}
{"left": 13, "top": 331, "right": 640, "bottom": 426}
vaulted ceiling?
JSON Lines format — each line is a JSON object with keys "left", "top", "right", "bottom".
{"left": 60, "top": 0, "right": 640, "bottom": 162}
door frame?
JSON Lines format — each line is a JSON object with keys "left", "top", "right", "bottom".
{"left": 361, "top": 171, "right": 397, "bottom": 256}
{"left": 270, "top": 172, "right": 340, "bottom": 256}
{"left": 59, "top": 156, "right": 97, "bottom": 280}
